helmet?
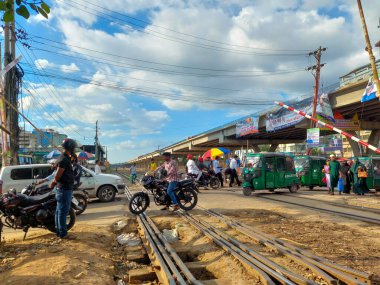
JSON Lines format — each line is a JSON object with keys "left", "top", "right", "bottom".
{"left": 198, "top": 157, "right": 204, "bottom": 162}
{"left": 62, "top": 138, "right": 77, "bottom": 153}
{"left": 187, "top": 154, "right": 193, "bottom": 159}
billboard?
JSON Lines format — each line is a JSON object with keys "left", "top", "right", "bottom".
{"left": 361, "top": 77, "right": 379, "bottom": 103}
{"left": 306, "top": 128, "right": 320, "bottom": 148}
{"left": 236, "top": 116, "right": 259, "bottom": 138}
{"left": 266, "top": 94, "right": 333, "bottom": 132}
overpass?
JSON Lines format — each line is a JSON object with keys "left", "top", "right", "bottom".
{"left": 129, "top": 61, "right": 380, "bottom": 167}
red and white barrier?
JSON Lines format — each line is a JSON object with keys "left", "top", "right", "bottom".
{"left": 274, "top": 101, "right": 380, "bottom": 155}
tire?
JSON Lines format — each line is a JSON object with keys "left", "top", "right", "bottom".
{"left": 309, "top": 186, "right": 314, "bottom": 190}
{"left": 289, "top": 183, "right": 298, "bottom": 193}
{"left": 209, "top": 178, "right": 220, "bottom": 189}
{"left": 73, "top": 193, "right": 88, "bottom": 215}
{"left": 46, "top": 208, "right": 76, "bottom": 233}
{"left": 177, "top": 188, "right": 198, "bottom": 211}
{"left": 97, "top": 185, "right": 116, "bottom": 202}
{"left": 243, "top": 187, "right": 252, "bottom": 196}
{"left": 129, "top": 192, "right": 150, "bottom": 215}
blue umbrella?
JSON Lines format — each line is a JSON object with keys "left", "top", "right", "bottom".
{"left": 45, "top": 149, "right": 61, "bottom": 159}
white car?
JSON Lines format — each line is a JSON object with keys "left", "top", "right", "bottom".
{"left": 0, "top": 164, "right": 125, "bottom": 202}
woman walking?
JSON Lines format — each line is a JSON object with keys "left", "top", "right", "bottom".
{"left": 341, "top": 161, "right": 351, "bottom": 194}
{"left": 323, "top": 161, "right": 331, "bottom": 193}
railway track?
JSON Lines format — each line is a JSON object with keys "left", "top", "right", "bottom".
{"left": 255, "top": 195, "right": 380, "bottom": 225}
{"left": 120, "top": 173, "right": 373, "bottom": 285}
{"left": 124, "top": 187, "right": 202, "bottom": 285}
{"left": 188, "top": 205, "right": 374, "bottom": 285}
{"left": 280, "top": 193, "right": 380, "bottom": 215}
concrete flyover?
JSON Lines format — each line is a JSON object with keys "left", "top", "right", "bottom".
{"left": 129, "top": 61, "right": 380, "bottom": 167}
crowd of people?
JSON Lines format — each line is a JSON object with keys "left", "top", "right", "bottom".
{"left": 323, "top": 154, "right": 369, "bottom": 195}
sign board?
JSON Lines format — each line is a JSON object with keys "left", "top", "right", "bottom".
{"left": 306, "top": 128, "right": 320, "bottom": 148}
{"left": 361, "top": 76, "right": 379, "bottom": 103}
{"left": 236, "top": 116, "right": 259, "bottom": 138}
{"left": 266, "top": 94, "right": 333, "bottom": 132}
{"left": 317, "top": 115, "right": 360, "bottom": 131}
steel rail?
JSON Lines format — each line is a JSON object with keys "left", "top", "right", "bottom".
{"left": 184, "top": 212, "right": 315, "bottom": 285}
{"left": 257, "top": 196, "right": 380, "bottom": 225}
{"left": 180, "top": 213, "right": 277, "bottom": 285}
{"left": 202, "top": 208, "right": 373, "bottom": 285}
{"left": 144, "top": 214, "right": 203, "bottom": 285}
{"left": 138, "top": 215, "right": 187, "bottom": 284}
{"left": 124, "top": 183, "right": 202, "bottom": 285}
{"left": 136, "top": 216, "right": 177, "bottom": 285}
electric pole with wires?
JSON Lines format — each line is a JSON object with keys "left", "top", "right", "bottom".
{"left": 307, "top": 46, "right": 327, "bottom": 128}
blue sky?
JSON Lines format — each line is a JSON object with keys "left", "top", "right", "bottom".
{"left": 9, "top": 0, "right": 380, "bottom": 162}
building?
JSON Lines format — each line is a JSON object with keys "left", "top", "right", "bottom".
{"left": 18, "top": 129, "right": 38, "bottom": 148}
{"left": 32, "top": 129, "right": 67, "bottom": 148}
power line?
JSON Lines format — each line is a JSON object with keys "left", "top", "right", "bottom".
{"left": 58, "top": 0, "right": 309, "bottom": 56}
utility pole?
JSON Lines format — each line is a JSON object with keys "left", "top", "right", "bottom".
{"left": 95, "top": 120, "right": 99, "bottom": 160}
{"left": 307, "top": 46, "right": 327, "bottom": 128}
{"left": 3, "top": 1, "right": 19, "bottom": 165}
{"left": 0, "top": 44, "right": 9, "bottom": 167}
{"left": 357, "top": 0, "right": 380, "bottom": 99}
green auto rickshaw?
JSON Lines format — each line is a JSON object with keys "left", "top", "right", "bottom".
{"left": 294, "top": 156, "right": 327, "bottom": 190}
{"left": 242, "top": 153, "right": 299, "bottom": 196}
{"left": 354, "top": 156, "right": 380, "bottom": 192}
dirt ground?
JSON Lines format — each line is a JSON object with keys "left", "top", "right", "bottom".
{"left": 1, "top": 186, "right": 379, "bottom": 284}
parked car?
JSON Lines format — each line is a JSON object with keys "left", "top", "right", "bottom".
{"left": 0, "top": 164, "right": 125, "bottom": 202}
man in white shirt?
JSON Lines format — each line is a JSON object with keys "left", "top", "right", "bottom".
{"left": 212, "top": 156, "right": 223, "bottom": 187}
{"left": 229, "top": 155, "right": 241, "bottom": 187}
{"left": 186, "top": 154, "right": 202, "bottom": 180}
{"left": 95, "top": 160, "right": 102, "bottom": 175}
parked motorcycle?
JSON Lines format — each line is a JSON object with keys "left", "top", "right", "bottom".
{"left": 0, "top": 189, "right": 76, "bottom": 240}
{"left": 128, "top": 173, "right": 198, "bottom": 214}
{"left": 188, "top": 169, "right": 220, "bottom": 190}
{"left": 21, "top": 183, "right": 88, "bottom": 216}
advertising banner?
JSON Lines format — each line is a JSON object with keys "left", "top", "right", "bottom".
{"left": 317, "top": 114, "right": 360, "bottom": 131}
{"left": 306, "top": 128, "right": 320, "bottom": 148}
{"left": 266, "top": 94, "right": 333, "bottom": 131}
{"left": 236, "top": 116, "right": 259, "bottom": 138}
{"left": 361, "top": 77, "right": 379, "bottom": 103}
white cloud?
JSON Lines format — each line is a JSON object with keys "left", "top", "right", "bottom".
{"left": 34, "top": 59, "right": 80, "bottom": 73}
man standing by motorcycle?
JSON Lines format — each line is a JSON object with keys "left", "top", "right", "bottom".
{"left": 49, "top": 138, "right": 77, "bottom": 239}
{"left": 155, "top": 152, "right": 180, "bottom": 212}
{"left": 213, "top": 156, "right": 224, "bottom": 188}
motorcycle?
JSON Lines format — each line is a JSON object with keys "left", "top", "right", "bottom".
{"left": 188, "top": 169, "right": 220, "bottom": 190}
{"left": 0, "top": 189, "right": 76, "bottom": 240}
{"left": 128, "top": 173, "right": 198, "bottom": 215}
{"left": 21, "top": 183, "right": 89, "bottom": 216}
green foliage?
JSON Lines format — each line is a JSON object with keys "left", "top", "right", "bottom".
{"left": 0, "top": 0, "right": 50, "bottom": 21}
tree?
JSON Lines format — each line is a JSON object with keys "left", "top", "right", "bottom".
{"left": 0, "top": 0, "right": 50, "bottom": 22}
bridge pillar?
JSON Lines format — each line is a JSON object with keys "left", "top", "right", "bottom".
{"left": 268, "top": 144, "right": 279, "bottom": 152}
{"left": 252, "top": 144, "right": 261, "bottom": 153}
{"left": 366, "top": 129, "right": 380, "bottom": 155}
{"left": 347, "top": 131, "right": 362, "bottom": 157}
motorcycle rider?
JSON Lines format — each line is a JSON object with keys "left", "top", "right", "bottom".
{"left": 204, "top": 156, "right": 212, "bottom": 170}
{"left": 186, "top": 154, "right": 202, "bottom": 181}
{"left": 196, "top": 157, "right": 207, "bottom": 187}
{"left": 49, "top": 138, "right": 76, "bottom": 239}
{"left": 155, "top": 152, "right": 180, "bottom": 212}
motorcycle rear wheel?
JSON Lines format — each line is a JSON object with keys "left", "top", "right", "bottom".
{"left": 46, "top": 208, "right": 76, "bottom": 233}
{"left": 73, "top": 193, "right": 88, "bottom": 215}
{"left": 129, "top": 192, "right": 149, "bottom": 215}
{"left": 209, "top": 178, "right": 220, "bottom": 189}
{"left": 177, "top": 188, "right": 198, "bottom": 211}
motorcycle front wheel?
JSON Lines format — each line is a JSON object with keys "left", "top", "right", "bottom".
{"left": 46, "top": 208, "right": 76, "bottom": 233}
{"left": 177, "top": 188, "right": 198, "bottom": 211}
{"left": 73, "top": 193, "right": 88, "bottom": 215}
{"left": 209, "top": 178, "right": 220, "bottom": 189}
{"left": 129, "top": 192, "right": 150, "bottom": 215}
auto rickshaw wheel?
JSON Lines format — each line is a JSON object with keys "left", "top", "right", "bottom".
{"left": 309, "top": 186, "right": 314, "bottom": 190}
{"left": 243, "top": 187, "right": 253, "bottom": 196}
{"left": 289, "top": 183, "right": 298, "bottom": 193}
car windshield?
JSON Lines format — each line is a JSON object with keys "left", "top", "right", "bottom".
{"left": 294, "top": 157, "right": 309, "bottom": 171}
{"left": 246, "top": 157, "right": 262, "bottom": 169}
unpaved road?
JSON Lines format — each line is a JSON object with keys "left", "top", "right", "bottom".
{"left": 1, "top": 187, "right": 379, "bottom": 284}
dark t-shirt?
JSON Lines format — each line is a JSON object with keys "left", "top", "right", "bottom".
{"left": 56, "top": 153, "right": 74, "bottom": 188}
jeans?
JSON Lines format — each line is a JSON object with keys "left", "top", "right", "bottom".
{"left": 55, "top": 187, "right": 73, "bottom": 238}
{"left": 167, "top": 181, "right": 178, "bottom": 205}
{"left": 230, "top": 169, "right": 241, "bottom": 186}
{"left": 215, "top": 172, "right": 223, "bottom": 187}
